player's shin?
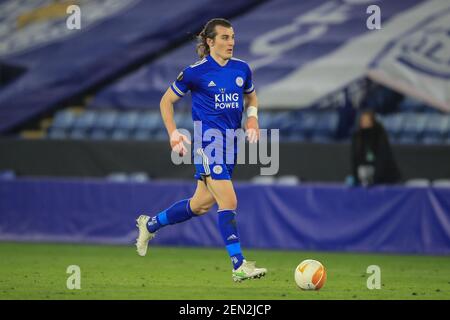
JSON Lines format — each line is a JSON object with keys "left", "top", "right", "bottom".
{"left": 217, "top": 209, "right": 245, "bottom": 270}
{"left": 146, "top": 199, "right": 197, "bottom": 233}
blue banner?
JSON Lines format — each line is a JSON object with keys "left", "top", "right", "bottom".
{"left": 0, "top": 0, "right": 264, "bottom": 132}
{"left": 1, "top": 178, "right": 449, "bottom": 254}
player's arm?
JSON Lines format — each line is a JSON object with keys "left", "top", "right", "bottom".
{"left": 160, "top": 88, "right": 190, "bottom": 155}
{"left": 244, "top": 90, "right": 259, "bottom": 143}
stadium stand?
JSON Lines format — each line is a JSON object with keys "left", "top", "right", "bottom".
{"left": 43, "top": 106, "right": 450, "bottom": 145}
{"left": 1, "top": 0, "right": 450, "bottom": 263}
{"left": 1, "top": 0, "right": 447, "bottom": 147}
{"left": 1, "top": 2, "right": 450, "bottom": 303}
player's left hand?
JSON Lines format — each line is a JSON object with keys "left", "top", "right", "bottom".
{"left": 245, "top": 117, "right": 260, "bottom": 143}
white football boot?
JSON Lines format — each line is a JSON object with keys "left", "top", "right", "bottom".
{"left": 135, "top": 215, "right": 156, "bottom": 256}
{"left": 232, "top": 260, "right": 267, "bottom": 282}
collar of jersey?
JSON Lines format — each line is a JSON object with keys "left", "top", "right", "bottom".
{"left": 207, "top": 54, "right": 230, "bottom": 68}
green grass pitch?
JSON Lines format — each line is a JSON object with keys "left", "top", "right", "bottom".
{"left": 0, "top": 242, "right": 449, "bottom": 300}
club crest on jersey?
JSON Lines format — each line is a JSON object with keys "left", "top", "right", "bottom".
{"left": 213, "top": 165, "right": 223, "bottom": 174}
{"left": 235, "top": 77, "right": 244, "bottom": 87}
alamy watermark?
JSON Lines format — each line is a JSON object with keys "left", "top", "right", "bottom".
{"left": 170, "top": 121, "right": 279, "bottom": 176}
{"left": 366, "top": 265, "right": 381, "bottom": 289}
{"left": 66, "top": 5, "right": 81, "bottom": 30}
{"left": 366, "top": 5, "right": 381, "bottom": 30}
{"left": 66, "top": 265, "right": 81, "bottom": 290}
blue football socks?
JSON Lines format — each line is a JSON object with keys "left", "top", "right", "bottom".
{"left": 217, "top": 209, "right": 245, "bottom": 270}
{"left": 146, "top": 199, "right": 197, "bottom": 233}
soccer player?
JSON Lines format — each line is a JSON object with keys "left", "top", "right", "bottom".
{"left": 135, "top": 18, "right": 267, "bottom": 282}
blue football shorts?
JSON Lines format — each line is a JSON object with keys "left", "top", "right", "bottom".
{"left": 193, "top": 147, "right": 236, "bottom": 181}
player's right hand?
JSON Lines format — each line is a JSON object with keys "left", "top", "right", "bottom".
{"left": 169, "top": 129, "right": 191, "bottom": 156}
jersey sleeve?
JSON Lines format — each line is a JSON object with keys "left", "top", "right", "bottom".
{"left": 244, "top": 63, "right": 255, "bottom": 94}
{"left": 170, "top": 67, "right": 192, "bottom": 97}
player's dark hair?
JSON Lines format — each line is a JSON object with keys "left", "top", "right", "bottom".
{"left": 196, "top": 18, "right": 232, "bottom": 59}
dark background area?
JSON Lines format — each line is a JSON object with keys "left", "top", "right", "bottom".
{"left": 1, "top": 139, "right": 449, "bottom": 182}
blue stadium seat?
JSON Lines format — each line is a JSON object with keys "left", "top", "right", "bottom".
{"left": 48, "top": 128, "right": 68, "bottom": 139}
{"left": 90, "top": 129, "right": 108, "bottom": 140}
{"left": 133, "top": 130, "right": 152, "bottom": 140}
{"left": 69, "top": 129, "right": 88, "bottom": 139}
{"left": 379, "top": 113, "right": 404, "bottom": 139}
{"left": 422, "top": 114, "right": 450, "bottom": 140}
{"left": 310, "top": 134, "right": 333, "bottom": 143}
{"left": 183, "top": 116, "right": 194, "bottom": 132}
{"left": 52, "top": 110, "right": 76, "bottom": 130}
{"left": 116, "top": 111, "right": 139, "bottom": 131}
{"left": 111, "top": 129, "right": 130, "bottom": 140}
{"left": 293, "top": 111, "right": 318, "bottom": 137}
{"left": 266, "top": 111, "right": 294, "bottom": 129}
{"left": 135, "top": 112, "right": 161, "bottom": 131}
{"left": 311, "top": 111, "right": 339, "bottom": 141}
{"left": 175, "top": 112, "right": 193, "bottom": 131}
{"left": 93, "top": 111, "right": 118, "bottom": 131}
{"left": 284, "top": 131, "right": 307, "bottom": 142}
{"left": 256, "top": 110, "right": 271, "bottom": 129}
{"left": 151, "top": 129, "right": 169, "bottom": 141}
{"left": 72, "top": 111, "right": 97, "bottom": 130}
{"left": 396, "top": 135, "right": 418, "bottom": 145}
{"left": 398, "top": 96, "right": 426, "bottom": 112}
{"left": 421, "top": 135, "right": 444, "bottom": 145}
{"left": 398, "top": 113, "right": 428, "bottom": 141}
{"left": 263, "top": 111, "right": 297, "bottom": 140}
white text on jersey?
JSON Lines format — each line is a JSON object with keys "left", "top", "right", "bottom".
{"left": 214, "top": 93, "right": 240, "bottom": 110}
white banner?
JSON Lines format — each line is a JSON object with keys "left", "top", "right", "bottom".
{"left": 258, "top": 0, "right": 448, "bottom": 109}
{"left": 368, "top": 4, "right": 450, "bottom": 112}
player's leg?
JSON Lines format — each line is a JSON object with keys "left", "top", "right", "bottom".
{"left": 204, "top": 175, "right": 267, "bottom": 281}
{"left": 146, "top": 180, "right": 215, "bottom": 230}
{"left": 203, "top": 176, "right": 237, "bottom": 209}
{"left": 203, "top": 177, "right": 242, "bottom": 268}
{"left": 135, "top": 181, "right": 215, "bottom": 256}
{"left": 189, "top": 180, "right": 216, "bottom": 215}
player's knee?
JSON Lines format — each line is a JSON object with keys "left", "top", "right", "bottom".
{"left": 193, "top": 206, "right": 208, "bottom": 215}
{"left": 231, "top": 199, "right": 238, "bottom": 210}
{"left": 220, "top": 197, "right": 237, "bottom": 211}
{"left": 190, "top": 202, "right": 214, "bottom": 215}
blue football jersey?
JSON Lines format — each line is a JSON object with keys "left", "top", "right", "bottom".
{"left": 170, "top": 55, "right": 254, "bottom": 154}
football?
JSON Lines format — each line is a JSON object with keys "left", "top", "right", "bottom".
{"left": 294, "top": 259, "right": 327, "bottom": 290}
